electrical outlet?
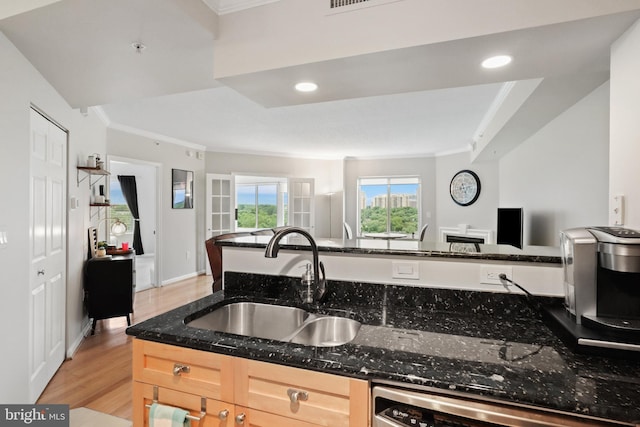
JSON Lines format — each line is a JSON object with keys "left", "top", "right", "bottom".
{"left": 392, "top": 261, "right": 419, "bottom": 280}
{"left": 480, "top": 265, "right": 512, "bottom": 285}
{"left": 186, "top": 250, "right": 191, "bottom": 260}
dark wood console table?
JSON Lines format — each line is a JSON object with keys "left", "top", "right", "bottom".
{"left": 84, "top": 253, "right": 135, "bottom": 334}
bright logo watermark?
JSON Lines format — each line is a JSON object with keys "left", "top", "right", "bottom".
{"left": 1, "top": 405, "right": 68, "bottom": 426}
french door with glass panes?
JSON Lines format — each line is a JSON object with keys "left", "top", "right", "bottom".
{"left": 288, "top": 178, "right": 315, "bottom": 235}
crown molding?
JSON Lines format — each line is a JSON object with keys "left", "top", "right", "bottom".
{"left": 202, "top": 0, "right": 280, "bottom": 15}
{"left": 108, "top": 122, "right": 207, "bottom": 151}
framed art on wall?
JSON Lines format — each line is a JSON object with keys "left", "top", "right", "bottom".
{"left": 172, "top": 169, "right": 194, "bottom": 209}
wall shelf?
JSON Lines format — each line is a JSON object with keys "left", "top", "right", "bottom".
{"left": 77, "top": 166, "right": 110, "bottom": 186}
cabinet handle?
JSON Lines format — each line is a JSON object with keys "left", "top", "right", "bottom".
{"left": 287, "top": 388, "right": 309, "bottom": 403}
{"left": 218, "top": 409, "right": 229, "bottom": 420}
{"left": 235, "top": 413, "right": 246, "bottom": 425}
{"left": 173, "top": 363, "right": 190, "bottom": 376}
{"left": 37, "top": 269, "right": 45, "bottom": 276}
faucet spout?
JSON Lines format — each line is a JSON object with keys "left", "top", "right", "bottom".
{"left": 265, "top": 227, "right": 327, "bottom": 303}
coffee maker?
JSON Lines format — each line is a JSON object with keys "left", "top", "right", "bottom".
{"left": 551, "top": 226, "right": 640, "bottom": 354}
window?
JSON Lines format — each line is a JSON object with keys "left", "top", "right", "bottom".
{"left": 358, "top": 177, "right": 420, "bottom": 237}
{"left": 109, "top": 177, "right": 134, "bottom": 238}
{"left": 236, "top": 176, "right": 288, "bottom": 231}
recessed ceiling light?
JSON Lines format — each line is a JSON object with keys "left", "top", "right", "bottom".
{"left": 295, "top": 82, "right": 318, "bottom": 92}
{"left": 481, "top": 55, "right": 512, "bottom": 69}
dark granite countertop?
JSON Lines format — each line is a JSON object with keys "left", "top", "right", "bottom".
{"left": 127, "top": 273, "right": 640, "bottom": 425}
{"left": 216, "top": 235, "right": 561, "bottom": 264}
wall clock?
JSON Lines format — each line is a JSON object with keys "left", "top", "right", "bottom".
{"left": 450, "top": 170, "right": 481, "bottom": 206}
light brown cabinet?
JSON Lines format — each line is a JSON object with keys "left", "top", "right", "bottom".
{"left": 132, "top": 339, "right": 370, "bottom": 427}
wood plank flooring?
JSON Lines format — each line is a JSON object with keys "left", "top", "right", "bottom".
{"left": 37, "top": 274, "right": 212, "bottom": 421}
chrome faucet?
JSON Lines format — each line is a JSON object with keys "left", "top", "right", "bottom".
{"left": 265, "top": 227, "right": 327, "bottom": 303}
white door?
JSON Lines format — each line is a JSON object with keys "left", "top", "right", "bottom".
{"left": 205, "top": 173, "right": 234, "bottom": 275}
{"left": 288, "top": 178, "right": 314, "bottom": 235}
{"left": 29, "top": 108, "right": 66, "bottom": 402}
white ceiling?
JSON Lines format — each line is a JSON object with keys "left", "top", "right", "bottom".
{"left": 1, "top": 1, "right": 640, "bottom": 159}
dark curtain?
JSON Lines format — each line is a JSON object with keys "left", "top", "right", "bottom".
{"left": 117, "top": 175, "right": 144, "bottom": 255}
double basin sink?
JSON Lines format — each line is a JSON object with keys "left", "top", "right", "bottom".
{"left": 186, "top": 302, "right": 361, "bottom": 347}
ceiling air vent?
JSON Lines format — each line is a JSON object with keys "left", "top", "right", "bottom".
{"left": 330, "top": 0, "right": 371, "bottom": 8}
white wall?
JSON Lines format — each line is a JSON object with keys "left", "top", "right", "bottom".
{"left": 107, "top": 129, "right": 205, "bottom": 283}
{"left": 436, "top": 153, "right": 499, "bottom": 238}
{"left": 611, "top": 19, "right": 640, "bottom": 229}
{"left": 67, "top": 110, "right": 108, "bottom": 357}
{"left": 205, "top": 152, "right": 343, "bottom": 238}
{"left": 0, "top": 31, "right": 106, "bottom": 402}
{"left": 499, "top": 82, "right": 610, "bottom": 246}
{"left": 343, "top": 156, "right": 437, "bottom": 239}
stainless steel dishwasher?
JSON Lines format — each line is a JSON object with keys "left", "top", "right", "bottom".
{"left": 372, "top": 383, "right": 632, "bottom": 427}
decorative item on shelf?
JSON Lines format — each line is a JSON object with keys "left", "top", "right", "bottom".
{"left": 87, "top": 155, "right": 96, "bottom": 168}
{"left": 96, "top": 241, "right": 108, "bottom": 257}
{"left": 93, "top": 153, "right": 103, "bottom": 170}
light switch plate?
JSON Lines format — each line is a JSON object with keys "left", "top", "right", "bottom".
{"left": 392, "top": 261, "right": 419, "bottom": 280}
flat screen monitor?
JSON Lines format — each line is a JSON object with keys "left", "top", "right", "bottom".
{"left": 497, "top": 208, "right": 523, "bottom": 249}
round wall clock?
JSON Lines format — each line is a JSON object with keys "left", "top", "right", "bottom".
{"left": 450, "top": 170, "right": 481, "bottom": 206}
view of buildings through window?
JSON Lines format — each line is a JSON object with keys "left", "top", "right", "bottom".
{"left": 236, "top": 179, "right": 288, "bottom": 230}
{"left": 358, "top": 177, "right": 420, "bottom": 236}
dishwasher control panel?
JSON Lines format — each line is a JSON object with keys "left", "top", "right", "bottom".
{"left": 378, "top": 403, "right": 494, "bottom": 427}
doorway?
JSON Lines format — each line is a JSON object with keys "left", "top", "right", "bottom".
{"left": 107, "top": 157, "right": 161, "bottom": 291}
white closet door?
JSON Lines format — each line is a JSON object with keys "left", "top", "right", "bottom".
{"left": 288, "top": 178, "right": 315, "bottom": 235}
{"left": 29, "top": 108, "right": 67, "bottom": 402}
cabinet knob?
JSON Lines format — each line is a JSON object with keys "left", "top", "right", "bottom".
{"left": 287, "top": 388, "right": 309, "bottom": 403}
{"left": 235, "top": 413, "right": 246, "bottom": 425}
{"left": 172, "top": 363, "right": 190, "bottom": 376}
{"left": 218, "top": 409, "right": 229, "bottom": 420}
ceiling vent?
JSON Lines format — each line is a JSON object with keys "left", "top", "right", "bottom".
{"left": 330, "top": 0, "right": 371, "bottom": 8}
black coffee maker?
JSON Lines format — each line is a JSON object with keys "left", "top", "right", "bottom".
{"left": 550, "top": 226, "right": 640, "bottom": 354}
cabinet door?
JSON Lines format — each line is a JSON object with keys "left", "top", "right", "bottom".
{"left": 134, "top": 382, "right": 234, "bottom": 427}
{"left": 234, "top": 358, "right": 369, "bottom": 427}
{"left": 133, "top": 340, "right": 234, "bottom": 402}
{"left": 234, "top": 406, "right": 324, "bottom": 427}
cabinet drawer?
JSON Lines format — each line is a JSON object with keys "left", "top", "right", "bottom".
{"left": 134, "top": 382, "right": 235, "bottom": 427}
{"left": 234, "top": 358, "right": 369, "bottom": 427}
{"left": 234, "top": 406, "right": 324, "bottom": 427}
{"left": 133, "top": 339, "right": 233, "bottom": 402}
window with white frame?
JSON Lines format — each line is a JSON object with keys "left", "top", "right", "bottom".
{"left": 235, "top": 176, "right": 288, "bottom": 231}
{"left": 357, "top": 176, "right": 421, "bottom": 237}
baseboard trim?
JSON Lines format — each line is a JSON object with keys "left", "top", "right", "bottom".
{"left": 66, "top": 321, "right": 92, "bottom": 359}
{"left": 162, "top": 271, "right": 199, "bottom": 286}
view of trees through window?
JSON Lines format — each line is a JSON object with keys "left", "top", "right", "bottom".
{"left": 236, "top": 182, "right": 287, "bottom": 229}
{"left": 358, "top": 177, "right": 420, "bottom": 236}
{"left": 109, "top": 178, "right": 134, "bottom": 236}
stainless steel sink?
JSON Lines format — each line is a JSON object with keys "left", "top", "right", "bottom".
{"left": 186, "top": 302, "right": 309, "bottom": 341}
{"left": 185, "top": 302, "right": 361, "bottom": 347}
{"left": 289, "top": 316, "right": 361, "bottom": 347}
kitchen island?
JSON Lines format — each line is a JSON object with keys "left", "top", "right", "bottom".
{"left": 127, "top": 271, "right": 640, "bottom": 426}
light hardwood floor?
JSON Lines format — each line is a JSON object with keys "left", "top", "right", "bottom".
{"left": 37, "top": 274, "right": 212, "bottom": 421}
